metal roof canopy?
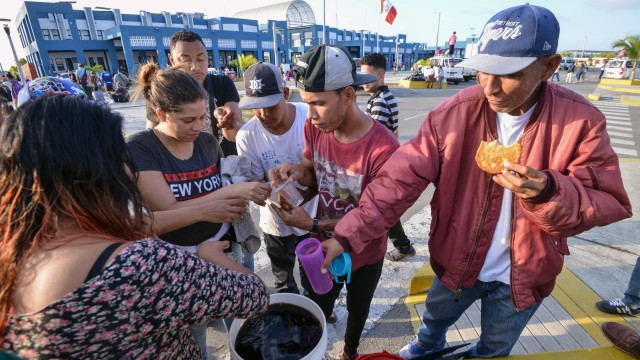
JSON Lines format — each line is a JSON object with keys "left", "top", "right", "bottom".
{"left": 232, "top": 0, "right": 316, "bottom": 28}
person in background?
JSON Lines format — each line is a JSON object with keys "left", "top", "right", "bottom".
{"left": 110, "top": 82, "right": 130, "bottom": 103}
{"left": 565, "top": 62, "right": 575, "bottom": 83}
{"left": 113, "top": 68, "right": 130, "bottom": 89}
{"left": 102, "top": 67, "right": 114, "bottom": 93}
{"left": 448, "top": 31, "right": 457, "bottom": 56}
{"left": 359, "top": 53, "right": 416, "bottom": 261}
{"left": 596, "top": 256, "right": 640, "bottom": 316}
{"left": 4, "top": 73, "right": 22, "bottom": 108}
{"left": 67, "top": 68, "right": 77, "bottom": 84}
{"left": 311, "top": 5, "right": 631, "bottom": 359}
{"left": 76, "top": 64, "right": 92, "bottom": 99}
{"left": 0, "top": 93, "right": 269, "bottom": 359}
{"left": 551, "top": 65, "right": 560, "bottom": 82}
{"left": 437, "top": 65, "right": 445, "bottom": 89}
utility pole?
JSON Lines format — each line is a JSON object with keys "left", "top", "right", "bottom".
{"left": 435, "top": 12, "right": 441, "bottom": 55}
{"left": 3, "top": 24, "right": 26, "bottom": 84}
{"left": 273, "top": 22, "right": 279, "bottom": 68}
{"left": 581, "top": 36, "right": 587, "bottom": 60}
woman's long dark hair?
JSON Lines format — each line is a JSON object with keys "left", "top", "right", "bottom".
{"left": 0, "top": 95, "right": 151, "bottom": 336}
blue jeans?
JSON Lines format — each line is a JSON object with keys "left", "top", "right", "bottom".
{"left": 623, "top": 256, "right": 640, "bottom": 310}
{"left": 189, "top": 322, "right": 208, "bottom": 360}
{"left": 416, "top": 276, "right": 541, "bottom": 358}
{"left": 551, "top": 72, "right": 560, "bottom": 82}
{"left": 231, "top": 241, "right": 254, "bottom": 271}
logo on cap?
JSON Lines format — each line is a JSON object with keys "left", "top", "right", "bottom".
{"left": 543, "top": 41, "right": 552, "bottom": 51}
{"left": 477, "top": 20, "right": 523, "bottom": 52}
{"left": 249, "top": 79, "right": 262, "bottom": 92}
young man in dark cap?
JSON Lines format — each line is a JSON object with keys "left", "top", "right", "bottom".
{"left": 236, "top": 62, "right": 317, "bottom": 295}
{"left": 311, "top": 5, "right": 630, "bottom": 359}
{"left": 269, "top": 44, "right": 400, "bottom": 360}
{"left": 168, "top": 30, "right": 242, "bottom": 155}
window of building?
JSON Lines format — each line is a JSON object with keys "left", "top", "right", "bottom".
{"left": 263, "top": 51, "right": 271, "bottom": 63}
{"left": 304, "top": 38, "right": 313, "bottom": 46}
{"left": 330, "top": 39, "right": 336, "bottom": 45}
{"left": 261, "top": 41, "right": 274, "bottom": 49}
{"left": 97, "top": 30, "right": 104, "bottom": 40}
{"left": 42, "top": 29, "right": 50, "bottom": 40}
{"left": 49, "top": 58, "right": 55, "bottom": 71}
{"left": 55, "top": 58, "right": 64, "bottom": 71}
{"left": 217, "top": 38, "right": 236, "bottom": 49}
{"left": 240, "top": 40, "right": 257, "bottom": 49}
{"left": 67, "top": 29, "right": 72, "bottom": 39}
{"left": 292, "top": 38, "right": 301, "bottom": 47}
{"left": 51, "top": 29, "right": 60, "bottom": 40}
{"left": 81, "top": 30, "right": 91, "bottom": 40}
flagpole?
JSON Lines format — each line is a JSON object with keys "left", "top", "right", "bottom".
{"left": 362, "top": 0, "right": 366, "bottom": 58}
{"left": 323, "top": 0, "right": 326, "bottom": 45}
{"left": 376, "top": 7, "right": 380, "bottom": 52}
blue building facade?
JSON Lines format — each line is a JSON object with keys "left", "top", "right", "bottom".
{"left": 14, "top": 0, "right": 448, "bottom": 77}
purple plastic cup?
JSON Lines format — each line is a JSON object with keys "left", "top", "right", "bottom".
{"left": 296, "top": 238, "right": 333, "bottom": 295}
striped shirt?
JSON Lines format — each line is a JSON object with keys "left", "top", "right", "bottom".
{"left": 366, "top": 85, "right": 399, "bottom": 133}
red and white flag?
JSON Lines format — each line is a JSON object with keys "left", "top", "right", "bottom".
{"left": 381, "top": 0, "right": 397, "bottom": 25}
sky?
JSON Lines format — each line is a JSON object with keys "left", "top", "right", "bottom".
{"left": 1, "top": 0, "right": 639, "bottom": 72}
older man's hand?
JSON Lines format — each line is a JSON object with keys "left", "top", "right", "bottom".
{"left": 492, "top": 161, "right": 548, "bottom": 199}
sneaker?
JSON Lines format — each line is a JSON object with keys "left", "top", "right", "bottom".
{"left": 327, "top": 311, "right": 338, "bottom": 324}
{"left": 341, "top": 351, "right": 360, "bottom": 360}
{"left": 399, "top": 339, "right": 428, "bottom": 359}
{"left": 385, "top": 245, "right": 416, "bottom": 262}
{"left": 596, "top": 299, "right": 639, "bottom": 315}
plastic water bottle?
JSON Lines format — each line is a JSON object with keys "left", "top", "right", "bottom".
{"left": 296, "top": 238, "right": 333, "bottom": 295}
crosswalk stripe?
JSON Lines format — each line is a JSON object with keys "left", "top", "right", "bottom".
{"left": 605, "top": 115, "right": 631, "bottom": 121}
{"left": 592, "top": 102, "right": 629, "bottom": 107}
{"left": 602, "top": 111, "right": 630, "bottom": 116}
{"left": 612, "top": 147, "right": 638, "bottom": 156}
{"left": 608, "top": 131, "right": 634, "bottom": 138}
{"left": 611, "top": 138, "right": 636, "bottom": 146}
{"left": 608, "top": 120, "right": 632, "bottom": 126}
{"left": 608, "top": 125, "right": 633, "bottom": 131}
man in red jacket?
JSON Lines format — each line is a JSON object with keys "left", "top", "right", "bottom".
{"left": 319, "top": 4, "right": 632, "bottom": 359}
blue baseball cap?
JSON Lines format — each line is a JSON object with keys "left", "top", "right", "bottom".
{"left": 17, "top": 77, "right": 86, "bottom": 107}
{"left": 458, "top": 4, "right": 559, "bottom": 75}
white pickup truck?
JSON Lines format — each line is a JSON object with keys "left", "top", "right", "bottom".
{"left": 429, "top": 56, "right": 469, "bottom": 84}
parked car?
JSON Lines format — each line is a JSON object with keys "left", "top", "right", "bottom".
{"left": 559, "top": 57, "right": 575, "bottom": 70}
{"left": 430, "top": 56, "right": 464, "bottom": 84}
{"left": 603, "top": 59, "right": 638, "bottom": 79}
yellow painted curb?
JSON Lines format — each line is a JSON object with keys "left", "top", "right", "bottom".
{"left": 621, "top": 95, "right": 640, "bottom": 105}
{"left": 553, "top": 267, "right": 634, "bottom": 346}
{"left": 404, "top": 293, "right": 427, "bottom": 333}
{"left": 385, "top": 82, "right": 400, "bottom": 86}
{"left": 410, "top": 262, "right": 435, "bottom": 295}
{"left": 619, "top": 158, "right": 640, "bottom": 162}
{"left": 600, "top": 78, "right": 640, "bottom": 86}
{"left": 598, "top": 84, "right": 640, "bottom": 94}
{"left": 587, "top": 93, "right": 602, "bottom": 101}
{"left": 399, "top": 79, "right": 447, "bottom": 89}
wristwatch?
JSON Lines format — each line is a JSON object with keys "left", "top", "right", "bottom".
{"left": 311, "top": 218, "right": 319, "bottom": 233}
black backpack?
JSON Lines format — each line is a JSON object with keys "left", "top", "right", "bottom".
{"left": 78, "top": 69, "right": 88, "bottom": 85}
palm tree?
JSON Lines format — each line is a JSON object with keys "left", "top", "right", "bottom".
{"left": 612, "top": 35, "right": 640, "bottom": 80}
{"left": 232, "top": 54, "right": 259, "bottom": 78}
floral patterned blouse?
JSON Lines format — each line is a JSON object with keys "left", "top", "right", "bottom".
{"left": 2, "top": 240, "right": 269, "bottom": 359}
